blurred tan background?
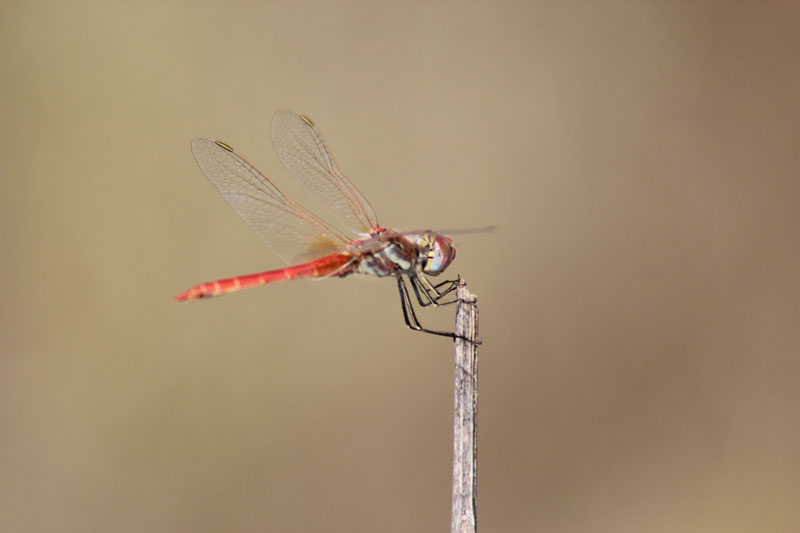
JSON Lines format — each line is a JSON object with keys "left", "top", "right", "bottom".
{"left": 2, "top": 1, "right": 799, "bottom": 531}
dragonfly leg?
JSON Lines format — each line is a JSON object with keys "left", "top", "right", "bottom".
{"left": 412, "top": 275, "right": 460, "bottom": 307}
{"left": 397, "top": 276, "right": 478, "bottom": 343}
{"left": 433, "top": 278, "right": 460, "bottom": 293}
{"left": 431, "top": 277, "right": 460, "bottom": 301}
{"left": 409, "top": 276, "right": 438, "bottom": 307}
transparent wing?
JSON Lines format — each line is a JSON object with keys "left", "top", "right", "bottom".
{"left": 190, "top": 139, "right": 351, "bottom": 264}
{"left": 270, "top": 110, "right": 380, "bottom": 235}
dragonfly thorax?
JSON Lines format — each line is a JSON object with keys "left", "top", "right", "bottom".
{"left": 351, "top": 230, "right": 456, "bottom": 278}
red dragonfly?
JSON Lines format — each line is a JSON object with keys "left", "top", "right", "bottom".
{"left": 176, "top": 110, "right": 466, "bottom": 339}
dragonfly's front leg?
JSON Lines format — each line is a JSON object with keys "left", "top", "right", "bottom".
{"left": 410, "top": 275, "right": 460, "bottom": 308}
{"left": 396, "top": 276, "right": 475, "bottom": 342}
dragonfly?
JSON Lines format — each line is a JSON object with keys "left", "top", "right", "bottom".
{"left": 176, "top": 110, "right": 471, "bottom": 340}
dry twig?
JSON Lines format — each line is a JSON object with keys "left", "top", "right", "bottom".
{"left": 451, "top": 280, "right": 479, "bottom": 533}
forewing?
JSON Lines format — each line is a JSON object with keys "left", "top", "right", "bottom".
{"left": 190, "top": 139, "right": 350, "bottom": 263}
{"left": 270, "top": 110, "right": 380, "bottom": 235}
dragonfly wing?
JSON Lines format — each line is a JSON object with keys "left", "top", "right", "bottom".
{"left": 270, "top": 110, "right": 380, "bottom": 235}
{"left": 190, "top": 139, "right": 350, "bottom": 263}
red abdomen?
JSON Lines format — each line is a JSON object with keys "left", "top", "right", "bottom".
{"left": 175, "top": 253, "right": 353, "bottom": 301}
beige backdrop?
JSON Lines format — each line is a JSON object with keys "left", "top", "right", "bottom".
{"left": 2, "top": 1, "right": 799, "bottom": 532}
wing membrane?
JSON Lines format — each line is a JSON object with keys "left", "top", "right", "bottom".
{"left": 270, "top": 110, "right": 380, "bottom": 235}
{"left": 190, "top": 139, "right": 350, "bottom": 263}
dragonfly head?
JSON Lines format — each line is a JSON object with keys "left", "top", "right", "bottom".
{"left": 421, "top": 233, "right": 456, "bottom": 275}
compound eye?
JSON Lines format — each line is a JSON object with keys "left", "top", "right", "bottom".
{"left": 422, "top": 235, "right": 455, "bottom": 275}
